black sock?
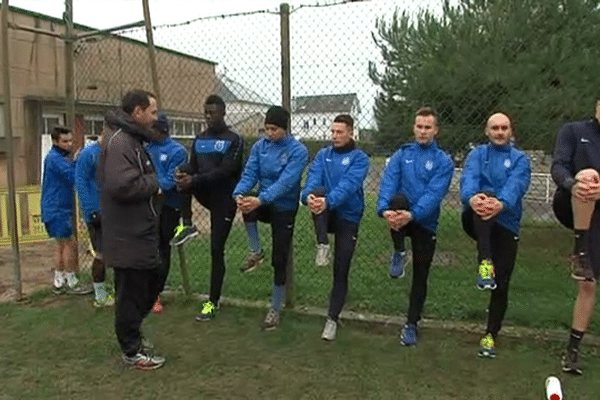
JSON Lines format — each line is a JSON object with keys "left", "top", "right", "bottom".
{"left": 568, "top": 328, "right": 584, "bottom": 351}
{"left": 574, "top": 230, "right": 589, "bottom": 255}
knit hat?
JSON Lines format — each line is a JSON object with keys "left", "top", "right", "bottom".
{"left": 265, "top": 106, "right": 289, "bottom": 130}
{"left": 154, "top": 113, "right": 169, "bottom": 136}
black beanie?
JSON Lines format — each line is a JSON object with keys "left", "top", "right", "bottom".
{"left": 154, "top": 113, "right": 169, "bottom": 136}
{"left": 265, "top": 106, "right": 289, "bottom": 130}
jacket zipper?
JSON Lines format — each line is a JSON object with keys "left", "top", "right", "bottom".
{"left": 136, "top": 148, "right": 157, "bottom": 217}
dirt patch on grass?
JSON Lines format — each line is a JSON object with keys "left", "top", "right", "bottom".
{"left": 0, "top": 240, "right": 95, "bottom": 302}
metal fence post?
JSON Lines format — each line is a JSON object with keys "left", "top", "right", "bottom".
{"left": 280, "top": 2, "right": 295, "bottom": 308}
{"left": 1, "top": 0, "right": 23, "bottom": 301}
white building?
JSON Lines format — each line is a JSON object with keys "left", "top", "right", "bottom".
{"left": 291, "top": 93, "right": 360, "bottom": 140}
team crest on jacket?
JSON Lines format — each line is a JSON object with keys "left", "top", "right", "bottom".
{"left": 160, "top": 154, "right": 167, "bottom": 162}
{"left": 425, "top": 160, "right": 434, "bottom": 171}
{"left": 214, "top": 140, "right": 225, "bottom": 151}
{"left": 342, "top": 157, "right": 350, "bottom": 165}
{"left": 504, "top": 159, "right": 511, "bottom": 168}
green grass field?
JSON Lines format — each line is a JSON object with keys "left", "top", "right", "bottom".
{"left": 2, "top": 296, "right": 599, "bottom": 399}
{"left": 165, "top": 197, "right": 599, "bottom": 334}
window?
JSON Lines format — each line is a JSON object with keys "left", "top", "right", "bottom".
{"left": 303, "top": 120, "right": 309, "bottom": 130}
{"left": 313, "top": 118, "right": 316, "bottom": 125}
{"left": 323, "top": 118, "right": 326, "bottom": 125}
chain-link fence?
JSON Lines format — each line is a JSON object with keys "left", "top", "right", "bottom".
{"left": 61, "top": 0, "right": 593, "bottom": 325}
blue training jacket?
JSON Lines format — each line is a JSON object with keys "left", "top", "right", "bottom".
{"left": 301, "top": 144, "right": 370, "bottom": 224}
{"left": 233, "top": 134, "right": 308, "bottom": 211}
{"left": 147, "top": 137, "right": 188, "bottom": 210}
{"left": 460, "top": 142, "right": 531, "bottom": 234}
{"left": 75, "top": 141, "right": 102, "bottom": 223}
{"left": 377, "top": 140, "right": 454, "bottom": 233}
{"left": 41, "top": 145, "right": 75, "bottom": 223}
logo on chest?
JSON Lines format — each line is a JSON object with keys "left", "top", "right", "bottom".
{"left": 425, "top": 160, "right": 434, "bottom": 171}
{"left": 160, "top": 154, "right": 167, "bottom": 162}
{"left": 214, "top": 140, "right": 225, "bottom": 151}
{"left": 504, "top": 159, "right": 511, "bottom": 168}
{"left": 342, "top": 157, "right": 350, "bottom": 165}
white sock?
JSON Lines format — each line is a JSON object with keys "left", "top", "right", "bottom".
{"left": 93, "top": 282, "right": 106, "bottom": 301}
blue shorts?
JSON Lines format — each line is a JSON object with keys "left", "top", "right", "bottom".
{"left": 45, "top": 217, "right": 73, "bottom": 239}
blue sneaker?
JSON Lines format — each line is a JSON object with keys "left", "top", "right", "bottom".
{"left": 389, "top": 250, "right": 408, "bottom": 278}
{"left": 400, "top": 323, "right": 417, "bottom": 346}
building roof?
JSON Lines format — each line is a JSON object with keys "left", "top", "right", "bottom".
{"left": 216, "top": 75, "right": 271, "bottom": 106}
{"left": 5, "top": 4, "right": 216, "bottom": 65}
{"left": 292, "top": 93, "right": 359, "bottom": 114}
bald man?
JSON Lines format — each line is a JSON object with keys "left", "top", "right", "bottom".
{"left": 460, "top": 112, "right": 531, "bottom": 358}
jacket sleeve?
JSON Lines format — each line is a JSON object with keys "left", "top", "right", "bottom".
{"left": 551, "top": 124, "right": 577, "bottom": 191}
{"left": 460, "top": 147, "right": 482, "bottom": 206}
{"left": 75, "top": 150, "right": 96, "bottom": 221}
{"left": 192, "top": 135, "right": 244, "bottom": 186}
{"left": 411, "top": 154, "right": 454, "bottom": 222}
{"left": 157, "top": 146, "right": 187, "bottom": 192}
{"left": 300, "top": 149, "right": 326, "bottom": 204}
{"left": 258, "top": 143, "right": 309, "bottom": 205}
{"left": 497, "top": 152, "right": 531, "bottom": 214}
{"left": 327, "top": 151, "right": 370, "bottom": 210}
{"left": 103, "top": 140, "right": 158, "bottom": 203}
{"left": 233, "top": 141, "right": 260, "bottom": 198}
{"left": 49, "top": 152, "right": 75, "bottom": 186}
{"left": 376, "top": 150, "right": 402, "bottom": 216}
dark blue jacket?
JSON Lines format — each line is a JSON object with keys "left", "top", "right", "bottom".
{"left": 75, "top": 142, "right": 101, "bottom": 223}
{"left": 147, "top": 137, "right": 188, "bottom": 209}
{"left": 301, "top": 143, "right": 370, "bottom": 223}
{"left": 188, "top": 123, "right": 244, "bottom": 196}
{"left": 41, "top": 145, "right": 75, "bottom": 223}
{"left": 233, "top": 134, "right": 308, "bottom": 211}
{"left": 377, "top": 141, "right": 453, "bottom": 233}
{"left": 460, "top": 143, "right": 531, "bottom": 234}
{"left": 551, "top": 117, "right": 600, "bottom": 191}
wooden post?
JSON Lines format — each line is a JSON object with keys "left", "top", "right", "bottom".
{"left": 142, "top": 0, "right": 162, "bottom": 108}
{"left": 1, "top": 0, "right": 23, "bottom": 301}
{"left": 280, "top": 3, "right": 294, "bottom": 308}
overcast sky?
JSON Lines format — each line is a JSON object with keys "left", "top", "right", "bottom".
{"left": 8, "top": 0, "right": 448, "bottom": 128}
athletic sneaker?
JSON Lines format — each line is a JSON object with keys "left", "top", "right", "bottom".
{"left": 195, "top": 300, "right": 217, "bottom": 322}
{"left": 121, "top": 351, "right": 165, "bottom": 371}
{"left": 53, "top": 272, "right": 66, "bottom": 294}
{"left": 476, "top": 259, "right": 497, "bottom": 290}
{"left": 389, "top": 250, "right": 408, "bottom": 278}
{"left": 262, "top": 308, "right": 280, "bottom": 331}
{"left": 400, "top": 323, "right": 417, "bottom": 346}
{"left": 570, "top": 253, "right": 595, "bottom": 282}
{"left": 152, "top": 295, "right": 164, "bottom": 314}
{"left": 562, "top": 347, "right": 583, "bottom": 375}
{"left": 315, "top": 244, "right": 331, "bottom": 267}
{"left": 170, "top": 224, "right": 199, "bottom": 246}
{"left": 93, "top": 294, "right": 115, "bottom": 308}
{"left": 321, "top": 317, "right": 337, "bottom": 341}
{"left": 478, "top": 333, "right": 497, "bottom": 358}
{"left": 241, "top": 250, "right": 264, "bottom": 273}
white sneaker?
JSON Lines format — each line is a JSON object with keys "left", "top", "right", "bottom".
{"left": 53, "top": 271, "right": 65, "bottom": 292}
{"left": 66, "top": 273, "right": 79, "bottom": 289}
{"left": 315, "top": 244, "right": 331, "bottom": 267}
{"left": 321, "top": 317, "right": 337, "bottom": 341}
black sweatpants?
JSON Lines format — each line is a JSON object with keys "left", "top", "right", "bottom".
{"left": 114, "top": 267, "right": 161, "bottom": 356}
{"left": 462, "top": 207, "right": 519, "bottom": 336}
{"left": 157, "top": 205, "right": 181, "bottom": 293}
{"left": 388, "top": 194, "right": 436, "bottom": 325}
{"left": 243, "top": 205, "right": 297, "bottom": 286}
{"left": 313, "top": 210, "right": 359, "bottom": 321}
{"left": 194, "top": 190, "right": 236, "bottom": 304}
